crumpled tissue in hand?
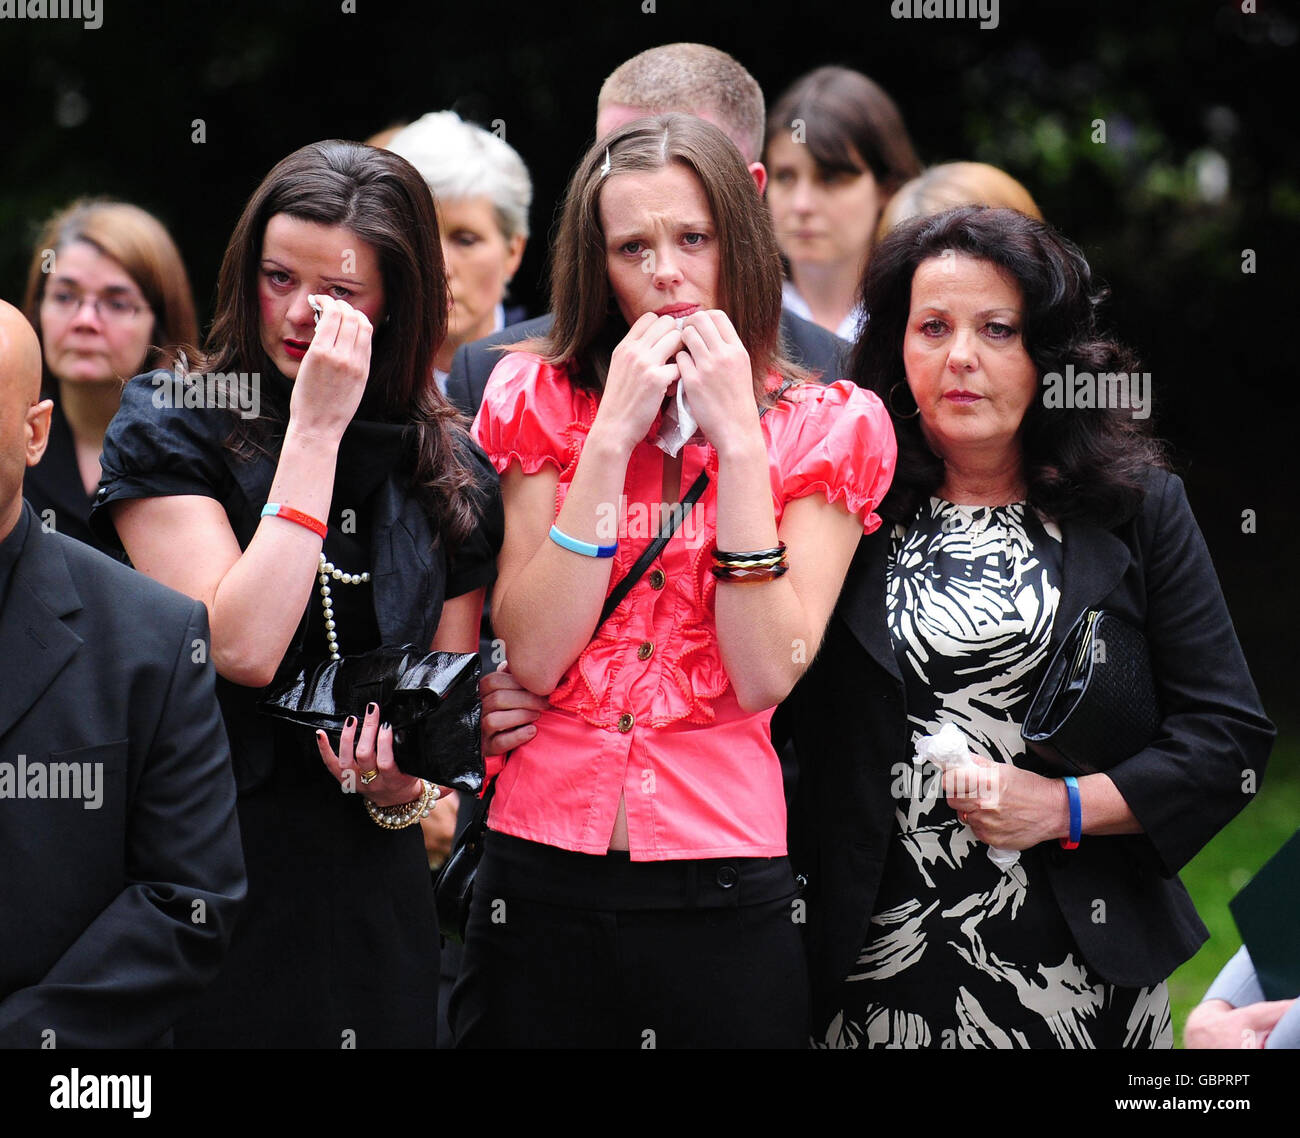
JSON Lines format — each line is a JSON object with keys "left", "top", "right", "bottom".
{"left": 913, "top": 722, "right": 1020, "bottom": 871}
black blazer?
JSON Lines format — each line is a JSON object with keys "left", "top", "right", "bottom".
{"left": 0, "top": 504, "right": 246, "bottom": 1047}
{"left": 781, "top": 467, "right": 1275, "bottom": 1031}
{"left": 444, "top": 309, "right": 850, "bottom": 420}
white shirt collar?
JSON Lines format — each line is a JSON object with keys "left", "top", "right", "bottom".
{"left": 782, "top": 280, "right": 865, "bottom": 342}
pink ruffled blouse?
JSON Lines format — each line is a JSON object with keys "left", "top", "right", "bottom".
{"left": 473, "top": 352, "right": 896, "bottom": 860}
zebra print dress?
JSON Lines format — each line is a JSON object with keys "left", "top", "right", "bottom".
{"left": 817, "top": 498, "right": 1172, "bottom": 1050}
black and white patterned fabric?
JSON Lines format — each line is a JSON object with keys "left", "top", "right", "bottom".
{"left": 818, "top": 498, "right": 1172, "bottom": 1049}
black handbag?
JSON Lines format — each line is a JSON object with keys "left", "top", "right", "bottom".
{"left": 259, "top": 645, "right": 484, "bottom": 792}
{"left": 1021, "top": 608, "right": 1160, "bottom": 776}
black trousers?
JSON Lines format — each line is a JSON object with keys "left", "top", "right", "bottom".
{"left": 449, "top": 831, "right": 809, "bottom": 1048}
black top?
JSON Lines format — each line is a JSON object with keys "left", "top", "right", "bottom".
{"left": 22, "top": 393, "right": 120, "bottom": 559}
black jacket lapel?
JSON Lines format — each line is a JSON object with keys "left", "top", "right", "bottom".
{"left": 0, "top": 515, "right": 83, "bottom": 740}
{"left": 1051, "top": 517, "right": 1134, "bottom": 649}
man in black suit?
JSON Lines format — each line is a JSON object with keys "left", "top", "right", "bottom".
{"left": 444, "top": 42, "right": 850, "bottom": 422}
{"left": 0, "top": 301, "right": 245, "bottom": 1047}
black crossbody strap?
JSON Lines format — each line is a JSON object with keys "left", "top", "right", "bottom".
{"left": 596, "top": 470, "right": 707, "bottom": 630}
{"left": 595, "top": 377, "right": 794, "bottom": 631}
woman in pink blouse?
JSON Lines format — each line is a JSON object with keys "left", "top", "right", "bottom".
{"left": 450, "top": 114, "right": 896, "bottom": 1048}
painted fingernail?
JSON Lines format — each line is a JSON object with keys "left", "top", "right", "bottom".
{"left": 367, "top": 703, "right": 378, "bottom": 716}
{"left": 380, "top": 721, "right": 391, "bottom": 732}
{"left": 345, "top": 716, "right": 356, "bottom": 729}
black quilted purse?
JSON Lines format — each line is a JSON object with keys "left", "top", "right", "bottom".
{"left": 1021, "top": 609, "right": 1161, "bottom": 775}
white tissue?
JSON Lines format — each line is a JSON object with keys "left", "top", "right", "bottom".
{"left": 915, "top": 722, "right": 970, "bottom": 771}
{"left": 913, "top": 723, "right": 1020, "bottom": 871}
{"left": 651, "top": 316, "right": 706, "bottom": 457}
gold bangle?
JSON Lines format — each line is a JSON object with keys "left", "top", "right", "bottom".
{"left": 365, "top": 779, "right": 441, "bottom": 830}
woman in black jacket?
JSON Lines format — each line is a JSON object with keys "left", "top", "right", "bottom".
{"left": 782, "top": 206, "right": 1274, "bottom": 1048}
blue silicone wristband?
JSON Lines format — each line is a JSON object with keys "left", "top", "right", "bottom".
{"left": 548, "top": 524, "right": 617, "bottom": 558}
{"left": 1060, "top": 775, "right": 1082, "bottom": 849}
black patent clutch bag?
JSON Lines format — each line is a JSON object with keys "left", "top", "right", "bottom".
{"left": 1021, "top": 609, "right": 1160, "bottom": 776}
{"left": 259, "top": 645, "right": 484, "bottom": 793}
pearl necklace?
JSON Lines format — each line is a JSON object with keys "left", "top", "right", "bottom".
{"left": 318, "top": 553, "right": 371, "bottom": 662}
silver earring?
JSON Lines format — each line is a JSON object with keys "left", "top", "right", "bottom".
{"left": 888, "top": 381, "right": 920, "bottom": 419}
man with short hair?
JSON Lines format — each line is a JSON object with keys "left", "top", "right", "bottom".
{"left": 444, "top": 42, "right": 849, "bottom": 421}
{"left": 596, "top": 42, "right": 768, "bottom": 188}
{"left": 0, "top": 301, "right": 245, "bottom": 1047}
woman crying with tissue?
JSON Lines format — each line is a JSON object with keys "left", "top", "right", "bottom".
{"left": 778, "top": 205, "right": 1275, "bottom": 1049}
{"left": 449, "top": 114, "right": 896, "bottom": 1048}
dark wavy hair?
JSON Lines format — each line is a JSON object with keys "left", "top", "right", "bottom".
{"left": 531, "top": 113, "right": 806, "bottom": 398}
{"left": 851, "top": 205, "right": 1167, "bottom": 526}
{"left": 200, "top": 139, "right": 481, "bottom": 548}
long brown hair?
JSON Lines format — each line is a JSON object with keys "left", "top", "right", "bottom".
{"left": 534, "top": 114, "right": 804, "bottom": 400}
{"left": 22, "top": 198, "right": 199, "bottom": 388}
{"left": 202, "top": 139, "right": 481, "bottom": 548}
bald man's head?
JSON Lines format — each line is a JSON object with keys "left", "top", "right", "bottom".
{"left": 0, "top": 301, "right": 42, "bottom": 403}
{"left": 0, "top": 300, "right": 53, "bottom": 541}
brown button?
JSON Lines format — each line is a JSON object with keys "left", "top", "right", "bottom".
{"left": 616, "top": 712, "right": 635, "bottom": 733}
{"left": 648, "top": 568, "right": 666, "bottom": 590}
{"left": 636, "top": 641, "right": 654, "bottom": 661}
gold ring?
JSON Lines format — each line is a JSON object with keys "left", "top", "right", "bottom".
{"left": 360, "top": 769, "right": 380, "bottom": 785}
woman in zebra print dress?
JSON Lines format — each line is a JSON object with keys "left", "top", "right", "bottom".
{"left": 783, "top": 206, "right": 1274, "bottom": 1049}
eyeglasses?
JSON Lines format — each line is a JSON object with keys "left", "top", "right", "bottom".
{"left": 42, "top": 288, "right": 151, "bottom": 324}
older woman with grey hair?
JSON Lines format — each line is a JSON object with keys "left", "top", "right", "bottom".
{"left": 387, "top": 111, "right": 532, "bottom": 390}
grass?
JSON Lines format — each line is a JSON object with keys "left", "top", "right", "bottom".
{"left": 1167, "top": 729, "right": 1299, "bottom": 1046}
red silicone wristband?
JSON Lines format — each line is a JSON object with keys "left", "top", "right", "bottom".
{"left": 262, "top": 502, "right": 327, "bottom": 540}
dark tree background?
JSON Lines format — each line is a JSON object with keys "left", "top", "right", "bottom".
{"left": 2, "top": 0, "right": 1295, "bottom": 725}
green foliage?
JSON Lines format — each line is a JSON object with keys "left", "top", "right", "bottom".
{"left": 1169, "top": 732, "right": 1300, "bottom": 1046}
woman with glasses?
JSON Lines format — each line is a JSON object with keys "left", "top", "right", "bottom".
{"left": 22, "top": 199, "right": 198, "bottom": 554}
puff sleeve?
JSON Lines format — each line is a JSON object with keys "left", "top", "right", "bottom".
{"left": 471, "top": 352, "right": 593, "bottom": 479}
{"left": 770, "top": 379, "right": 897, "bottom": 534}
{"left": 91, "top": 370, "right": 234, "bottom": 549}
